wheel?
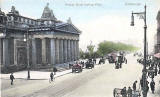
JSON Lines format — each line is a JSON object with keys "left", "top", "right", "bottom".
{"left": 113, "top": 89, "right": 116, "bottom": 97}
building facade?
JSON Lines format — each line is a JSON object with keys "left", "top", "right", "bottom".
{"left": 154, "top": 10, "right": 160, "bottom": 53}
{"left": 0, "top": 4, "right": 81, "bottom": 73}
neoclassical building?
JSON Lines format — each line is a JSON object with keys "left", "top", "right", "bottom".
{"left": 0, "top": 4, "right": 81, "bottom": 73}
{"left": 154, "top": 10, "right": 160, "bottom": 53}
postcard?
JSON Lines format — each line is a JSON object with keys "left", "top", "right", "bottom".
{"left": 0, "top": 0, "right": 160, "bottom": 97}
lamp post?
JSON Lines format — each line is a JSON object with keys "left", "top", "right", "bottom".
{"left": 24, "top": 28, "right": 30, "bottom": 79}
{"left": 130, "top": 5, "right": 147, "bottom": 97}
{"left": 27, "top": 29, "right": 30, "bottom": 79}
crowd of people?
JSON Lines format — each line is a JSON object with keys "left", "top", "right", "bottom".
{"left": 120, "top": 79, "right": 155, "bottom": 97}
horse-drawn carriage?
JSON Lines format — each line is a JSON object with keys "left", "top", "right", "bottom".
{"left": 72, "top": 63, "right": 83, "bottom": 73}
{"left": 113, "top": 88, "right": 141, "bottom": 97}
{"left": 85, "top": 59, "right": 94, "bottom": 69}
{"left": 108, "top": 53, "right": 117, "bottom": 63}
{"left": 115, "top": 55, "right": 127, "bottom": 69}
{"left": 108, "top": 55, "right": 116, "bottom": 63}
{"left": 113, "top": 88, "right": 122, "bottom": 97}
{"left": 99, "top": 58, "right": 105, "bottom": 64}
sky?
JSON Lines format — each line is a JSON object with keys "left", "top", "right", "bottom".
{"left": 1, "top": 0, "right": 160, "bottom": 52}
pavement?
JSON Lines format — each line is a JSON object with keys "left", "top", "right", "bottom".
{"left": 0, "top": 69, "right": 72, "bottom": 80}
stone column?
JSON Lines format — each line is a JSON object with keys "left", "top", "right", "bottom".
{"left": 55, "top": 39, "right": 60, "bottom": 64}
{"left": 77, "top": 40, "right": 80, "bottom": 59}
{"left": 59, "top": 39, "right": 64, "bottom": 63}
{"left": 42, "top": 38, "right": 46, "bottom": 64}
{"left": 74, "top": 40, "right": 77, "bottom": 60}
{"left": 70, "top": 40, "right": 72, "bottom": 61}
{"left": 67, "top": 40, "right": 71, "bottom": 62}
{"left": 14, "top": 39, "right": 17, "bottom": 65}
{"left": 63, "top": 39, "right": 68, "bottom": 63}
{"left": 73, "top": 40, "right": 75, "bottom": 61}
{"left": 32, "top": 38, "right": 37, "bottom": 65}
{"left": 9, "top": 38, "right": 14, "bottom": 65}
{"left": 75, "top": 40, "right": 78, "bottom": 60}
{"left": 3, "top": 38, "right": 9, "bottom": 66}
{"left": 0, "top": 38, "right": 2, "bottom": 65}
{"left": 70, "top": 40, "right": 74, "bottom": 61}
{"left": 72, "top": 40, "right": 75, "bottom": 61}
{"left": 50, "top": 38, "right": 56, "bottom": 65}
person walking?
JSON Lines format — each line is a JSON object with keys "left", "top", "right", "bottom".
{"left": 127, "top": 86, "right": 132, "bottom": 97}
{"left": 50, "top": 72, "right": 54, "bottom": 82}
{"left": 93, "top": 58, "right": 96, "bottom": 64}
{"left": 121, "top": 87, "right": 127, "bottom": 97}
{"left": 145, "top": 82, "right": 149, "bottom": 97}
{"left": 140, "top": 78, "right": 143, "bottom": 90}
{"left": 150, "top": 79, "right": 155, "bottom": 93}
{"left": 133, "top": 81, "right": 137, "bottom": 91}
{"left": 10, "top": 73, "right": 15, "bottom": 85}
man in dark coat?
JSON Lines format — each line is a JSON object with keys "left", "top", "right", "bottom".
{"left": 53, "top": 67, "right": 57, "bottom": 75}
{"left": 127, "top": 86, "right": 132, "bottom": 97}
{"left": 50, "top": 72, "right": 54, "bottom": 82}
{"left": 150, "top": 79, "right": 155, "bottom": 93}
{"left": 140, "top": 78, "right": 143, "bottom": 89}
{"left": 121, "top": 87, "right": 127, "bottom": 97}
{"left": 133, "top": 81, "right": 137, "bottom": 91}
{"left": 93, "top": 58, "right": 96, "bottom": 64}
{"left": 10, "top": 73, "right": 15, "bottom": 85}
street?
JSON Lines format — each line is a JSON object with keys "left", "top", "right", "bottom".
{"left": 1, "top": 54, "right": 160, "bottom": 97}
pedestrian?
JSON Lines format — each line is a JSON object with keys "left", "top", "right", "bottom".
{"left": 127, "top": 86, "right": 132, "bottom": 97}
{"left": 93, "top": 58, "right": 96, "bottom": 64}
{"left": 50, "top": 72, "right": 54, "bottom": 82}
{"left": 53, "top": 67, "right": 57, "bottom": 75}
{"left": 140, "top": 78, "right": 143, "bottom": 89}
{"left": 150, "top": 79, "right": 155, "bottom": 93}
{"left": 132, "top": 81, "right": 137, "bottom": 91}
{"left": 145, "top": 83, "right": 149, "bottom": 96}
{"left": 10, "top": 73, "right": 15, "bottom": 85}
{"left": 155, "top": 67, "right": 158, "bottom": 76}
{"left": 121, "top": 87, "right": 127, "bottom": 97}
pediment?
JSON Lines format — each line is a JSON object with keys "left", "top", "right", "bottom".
{"left": 56, "top": 23, "right": 81, "bottom": 34}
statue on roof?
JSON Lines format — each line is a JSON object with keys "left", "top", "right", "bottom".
{"left": 10, "top": 6, "right": 19, "bottom": 15}
{"left": 0, "top": 8, "right": 4, "bottom": 15}
{"left": 67, "top": 17, "right": 72, "bottom": 24}
{"left": 41, "top": 3, "right": 57, "bottom": 20}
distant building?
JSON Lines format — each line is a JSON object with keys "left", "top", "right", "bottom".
{"left": 154, "top": 10, "right": 160, "bottom": 53}
{"left": 0, "top": 3, "right": 81, "bottom": 73}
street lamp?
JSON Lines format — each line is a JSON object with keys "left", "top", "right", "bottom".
{"left": 131, "top": 12, "right": 134, "bottom": 26}
{"left": 24, "top": 28, "right": 30, "bottom": 79}
{"left": 130, "top": 5, "right": 148, "bottom": 97}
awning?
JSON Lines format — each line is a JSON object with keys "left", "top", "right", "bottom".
{"left": 154, "top": 53, "right": 160, "bottom": 58}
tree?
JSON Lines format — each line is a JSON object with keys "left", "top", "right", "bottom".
{"left": 79, "top": 49, "right": 85, "bottom": 59}
{"left": 97, "top": 41, "right": 139, "bottom": 56}
{"left": 87, "top": 42, "right": 95, "bottom": 58}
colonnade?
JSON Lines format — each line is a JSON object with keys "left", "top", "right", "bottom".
{"left": 0, "top": 37, "right": 79, "bottom": 66}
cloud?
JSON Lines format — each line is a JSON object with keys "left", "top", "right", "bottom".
{"left": 76, "top": 13, "right": 156, "bottom": 52}
{"left": 153, "top": 0, "right": 160, "bottom": 9}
